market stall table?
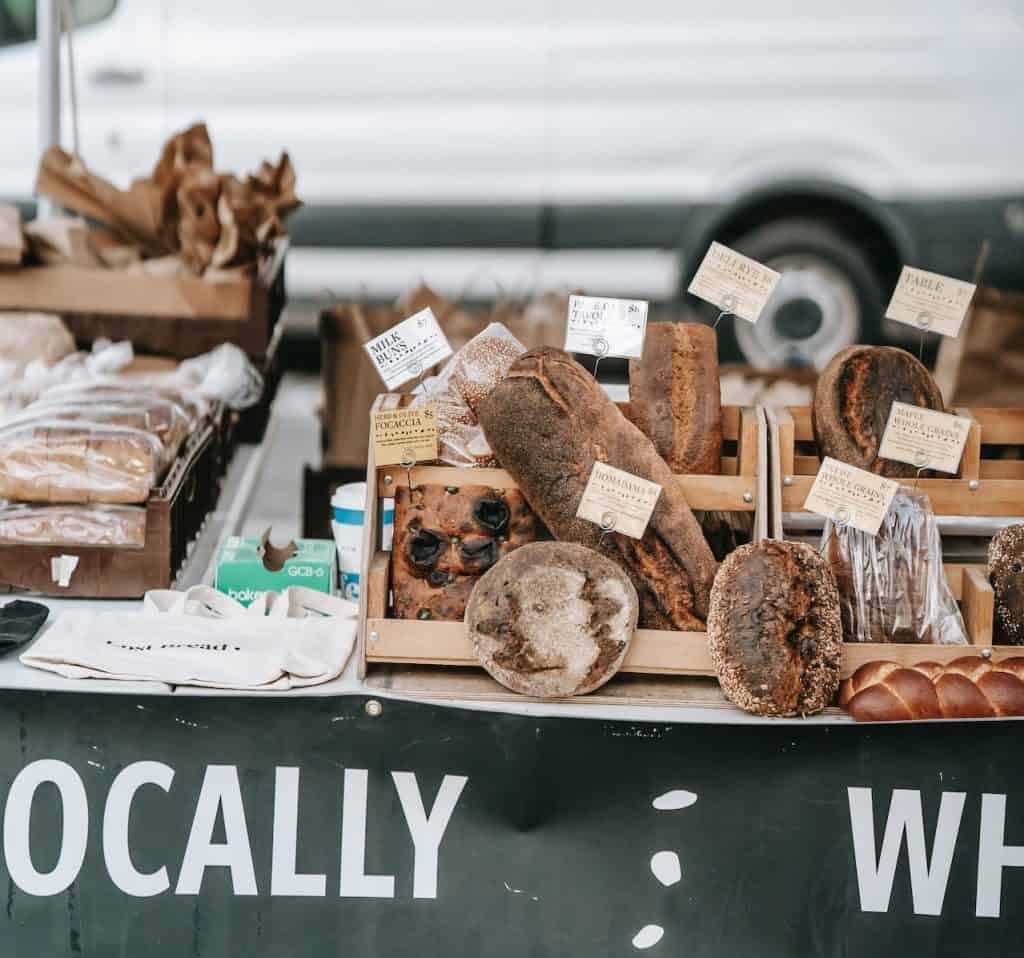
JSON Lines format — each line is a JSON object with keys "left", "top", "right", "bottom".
{"left": 2, "top": 411, "right": 1021, "bottom": 957}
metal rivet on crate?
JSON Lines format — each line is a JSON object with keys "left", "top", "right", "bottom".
{"left": 783, "top": 476, "right": 794, "bottom": 487}
{"left": 364, "top": 699, "right": 383, "bottom": 718}
{"left": 982, "top": 648, "right": 993, "bottom": 660}
{"left": 968, "top": 479, "right": 980, "bottom": 491}
{"left": 383, "top": 474, "right": 393, "bottom": 486}
{"left": 742, "top": 491, "right": 754, "bottom": 503}
{"left": 369, "top": 631, "right": 379, "bottom": 643}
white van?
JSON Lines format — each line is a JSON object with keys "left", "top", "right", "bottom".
{"left": 1, "top": 0, "right": 1023, "bottom": 366}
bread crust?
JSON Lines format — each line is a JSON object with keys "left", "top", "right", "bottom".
{"left": 467, "top": 541, "right": 637, "bottom": 697}
{"left": 628, "top": 322, "right": 723, "bottom": 475}
{"left": 812, "top": 345, "right": 944, "bottom": 478}
{"left": 708, "top": 540, "right": 843, "bottom": 716}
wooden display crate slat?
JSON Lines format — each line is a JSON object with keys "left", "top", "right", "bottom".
{"left": 776, "top": 406, "right": 1024, "bottom": 517}
{"left": 364, "top": 551, "right": 999, "bottom": 681}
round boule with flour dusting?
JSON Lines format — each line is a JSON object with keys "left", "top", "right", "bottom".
{"left": 989, "top": 524, "right": 1024, "bottom": 645}
{"left": 708, "top": 540, "right": 842, "bottom": 716}
{"left": 467, "top": 541, "right": 638, "bottom": 697}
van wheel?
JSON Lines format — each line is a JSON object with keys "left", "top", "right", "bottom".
{"left": 710, "top": 219, "right": 885, "bottom": 369}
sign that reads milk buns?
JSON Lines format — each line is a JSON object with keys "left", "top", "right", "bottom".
{"left": 564, "top": 295, "right": 649, "bottom": 359}
{"left": 687, "top": 241, "right": 781, "bottom": 324}
{"left": 372, "top": 405, "right": 439, "bottom": 466}
{"left": 363, "top": 307, "right": 453, "bottom": 390}
{"left": 803, "top": 457, "right": 900, "bottom": 536}
{"left": 878, "top": 403, "right": 973, "bottom": 475}
{"left": 885, "top": 266, "right": 976, "bottom": 338}
{"left": 576, "top": 461, "right": 662, "bottom": 539}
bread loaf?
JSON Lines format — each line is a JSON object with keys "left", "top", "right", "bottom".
{"left": 0, "top": 425, "right": 159, "bottom": 504}
{"left": 477, "top": 347, "right": 717, "bottom": 630}
{"left": 989, "top": 525, "right": 1024, "bottom": 645}
{"left": 390, "top": 483, "right": 543, "bottom": 620}
{"left": 467, "top": 541, "right": 637, "bottom": 697}
{"left": 628, "top": 322, "right": 722, "bottom": 474}
{"left": 708, "top": 540, "right": 842, "bottom": 716}
{"left": 839, "top": 658, "right": 1024, "bottom": 721}
{"left": 813, "top": 345, "right": 944, "bottom": 478}
{"left": 0, "top": 504, "right": 146, "bottom": 548}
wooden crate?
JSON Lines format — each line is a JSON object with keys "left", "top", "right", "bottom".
{"left": 775, "top": 406, "right": 1024, "bottom": 517}
{"left": 357, "top": 395, "right": 768, "bottom": 695}
{"left": 0, "top": 424, "right": 221, "bottom": 598}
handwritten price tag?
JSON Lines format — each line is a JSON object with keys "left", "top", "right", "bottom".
{"left": 688, "top": 242, "right": 781, "bottom": 324}
{"left": 564, "top": 295, "right": 649, "bottom": 359}
{"left": 878, "top": 403, "right": 973, "bottom": 475}
{"left": 576, "top": 462, "right": 662, "bottom": 539}
{"left": 803, "top": 458, "right": 899, "bottom": 536}
{"left": 885, "top": 267, "right": 976, "bottom": 338}
{"left": 363, "top": 308, "right": 453, "bottom": 390}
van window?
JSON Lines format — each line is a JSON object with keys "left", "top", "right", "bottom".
{"left": 0, "top": 0, "right": 117, "bottom": 48}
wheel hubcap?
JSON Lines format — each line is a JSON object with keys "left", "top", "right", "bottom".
{"left": 734, "top": 253, "right": 861, "bottom": 370}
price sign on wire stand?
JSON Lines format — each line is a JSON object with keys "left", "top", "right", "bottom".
{"left": 363, "top": 308, "right": 453, "bottom": 391}
{"left": 688, "top": 242, "right": 781, "bottom": 325}
{"left": 564, "top": 295, "right": 649, "bottom": 376}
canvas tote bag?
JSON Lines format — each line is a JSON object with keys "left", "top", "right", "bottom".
{"left": 21, "top": 586, "right": 357, "bottom": 690}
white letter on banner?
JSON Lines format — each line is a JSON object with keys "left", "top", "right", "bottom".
{"left": 976, "top": 793, "right": 1024, "bottom": 918}
{"left": 340, "top": 769, "right": 394, "bottom": 898}
{"left": 271, "top": 767, "right": 326, "bottom": 896}
{"left": 3, "top": 760, "right": 88, "bottom": 896}
{"left": 393, "top": 772, "right": 468, "bottom": 899}
{"left": 103, "top": 761, "right": 175, "bottom": 897}
{"left": 848, "top": 787, "right": 964, "bottom": 915}
{"left": 176, "top": 765, "right": 257, "bottom": 895}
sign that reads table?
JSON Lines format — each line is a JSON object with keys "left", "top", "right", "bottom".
{"left": 878, "top": 403, "right": 973, "bottom": 475}
{"left": 564, "top": 295, "right": 649, "bottom": 359}
{"left": 803, "top": 457, "right": 899, "bottom": 536}
{"left": 363, "top": 308, "right": 453, "bottom": 390}
{"left": 687, "top": 241, "right": 781, "bottom": 324}
{"left": 576, "top": 461, "right": 661, "bottom": 539}
{"left": 885, "top": 266, "right": 976, "bottom": 338}
{"left": 372, "top": 405, "right": 439, "bottom": 466}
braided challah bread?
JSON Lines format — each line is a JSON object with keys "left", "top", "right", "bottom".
{"left": 839, "top": 658, "right": 1024, "bottom": 721}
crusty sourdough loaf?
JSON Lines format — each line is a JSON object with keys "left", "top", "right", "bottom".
{"left": 708, "top": 540, "right": 842, "bottom": 716}
{"left": 390, "top": 483, "right": 543, "bottom": 620}
{"left": 989, "top": 524, "right": 1024, "bottom": 645}
{"left": 812, "top": 345, "right": 945, "bottom": 478}
{"left": 467, "top": 541, "right": 637, "bottom": 697}
{"left": 477, "top": 347, "right": 717, "bottom": 631}
{"left": 628, "top": 322, "right": 723, "bottom": 474}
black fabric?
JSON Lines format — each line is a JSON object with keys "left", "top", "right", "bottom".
{"left": 0, "top": 600, "right": 49, "bottom": 652}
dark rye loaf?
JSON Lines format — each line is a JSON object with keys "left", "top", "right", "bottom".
{"left": 812, "top": 345, "right": 945, "bottom": 479}
{"left": 477, "top": 347, "right": 717, "bottom": 630}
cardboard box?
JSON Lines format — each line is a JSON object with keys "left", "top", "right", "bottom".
{"left": 215, "top": 533, "right": 336, "bottom": 607}
{"left": 0, "top": 239, "right": 286, "bottom": 360}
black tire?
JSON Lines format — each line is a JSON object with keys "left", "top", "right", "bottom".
{"left": 697, "top": 218, "right": 886, "bottom": 368}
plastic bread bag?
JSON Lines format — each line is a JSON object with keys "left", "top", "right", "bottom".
{"left": 819, "top": 487, "right": 968, "bottom": 645}
{"left": 0, "top": 503, "right": 147, "bottom": 548}
{"left": 0, "top": 419, "right": 164, "bottom": 505}
{"left": 411, "top": 323, "right": 526, "bottom": 467}
{"left": 171, "top": 344, "right": 263, "bottom": 410}
{"left": 19, "top": 394, "right": 192, "bottom": 464}
{"left": 40, "top": 379, "right": 211, "bottom": 424}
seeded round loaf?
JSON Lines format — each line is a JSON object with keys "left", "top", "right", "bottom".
{"left": 467, "top": 541, "right": 638, "bottom": 697}
{"left": 708, "top": 540, "right": 842, "bottom": 716}
{"left": 989, "top": 525, "right": 1024, "bottom": 645}
{"left": 812, "top": 345, "right": 945, "bottom": 478}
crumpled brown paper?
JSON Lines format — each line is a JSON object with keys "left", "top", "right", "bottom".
{"left": 33, "top": 124, "right": 300, "bottom": 276}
